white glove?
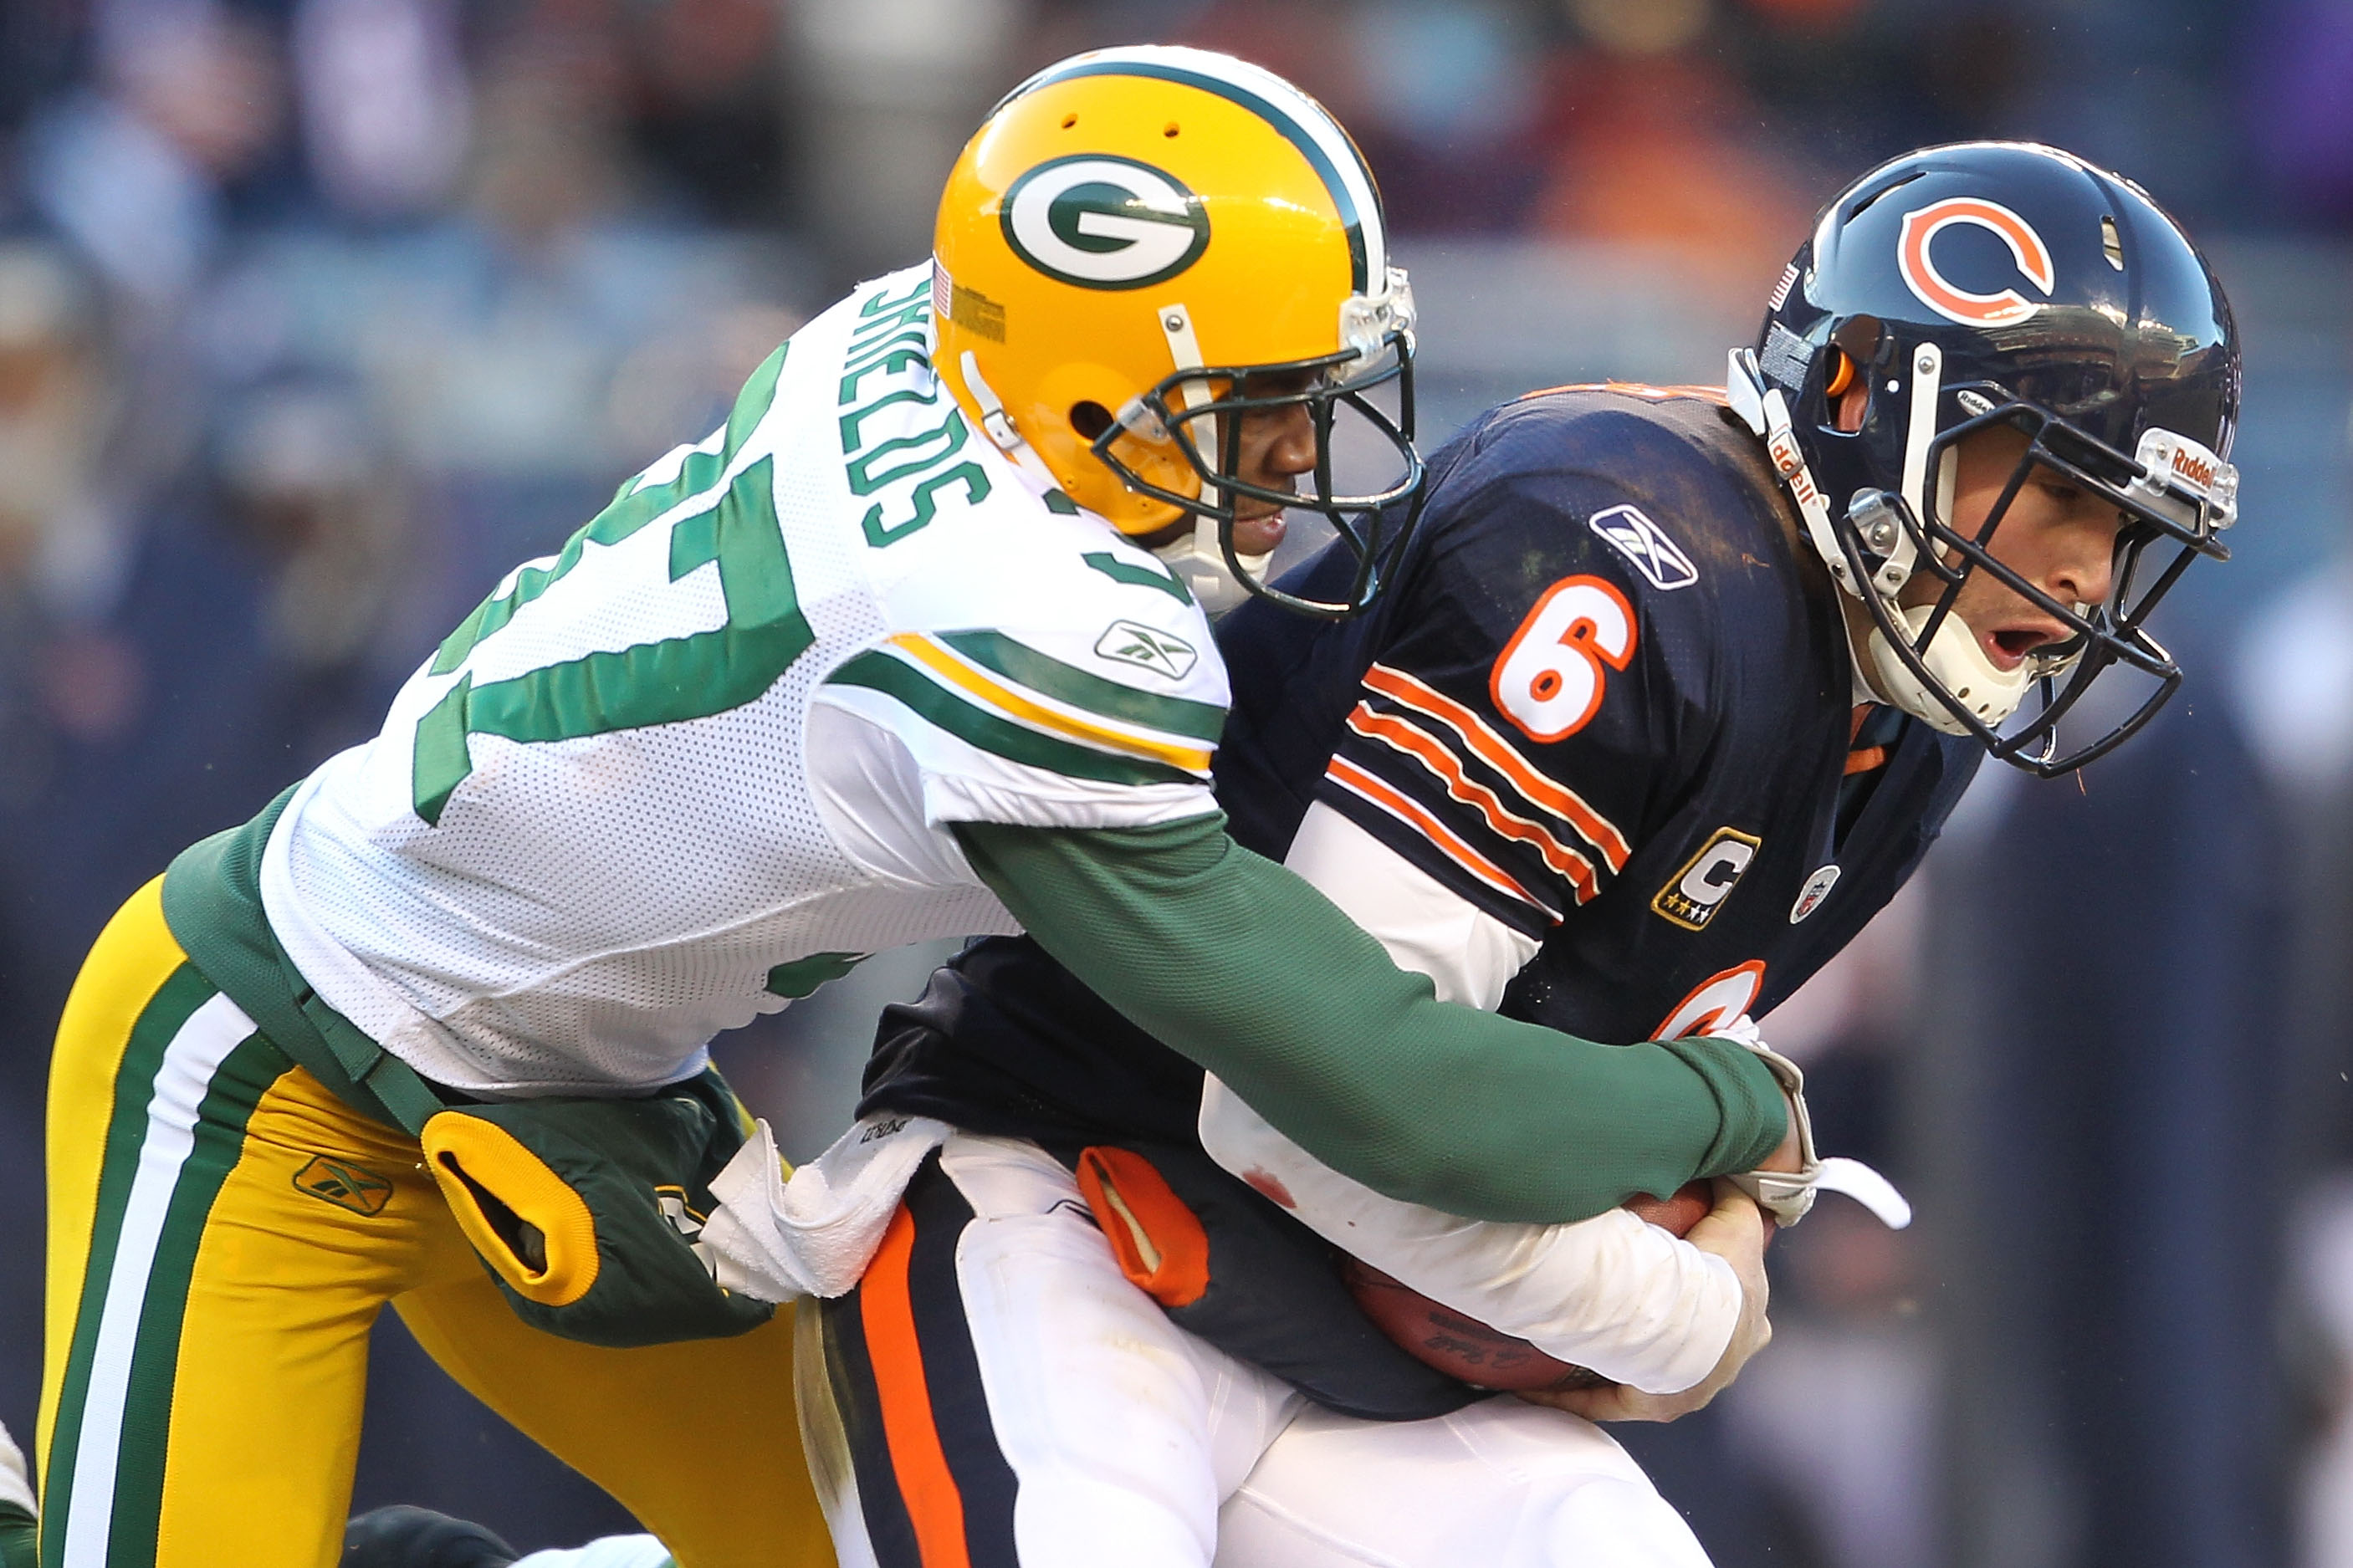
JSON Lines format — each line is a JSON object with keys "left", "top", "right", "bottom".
{"left": 1705, "top": 1016, "right": 1912, "bottom": 1230}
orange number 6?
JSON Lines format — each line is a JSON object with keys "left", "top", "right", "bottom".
{"left": 1489, "top": 575, "right": 1637, "bottom": 742}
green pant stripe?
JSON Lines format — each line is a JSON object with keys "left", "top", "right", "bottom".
{"left": 40, "top": 964, "right": 215, "bottom": 1565}
{"left": 103, "top": 1034, "right": 284, "bottom": 1566}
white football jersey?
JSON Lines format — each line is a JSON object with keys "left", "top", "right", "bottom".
{"left": 260, "top": 265, "right": 1228, "bottom": 1096}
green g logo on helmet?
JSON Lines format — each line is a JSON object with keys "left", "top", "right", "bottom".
{"left": 1000, "top": 155, "right": 1211, "bottom": 290}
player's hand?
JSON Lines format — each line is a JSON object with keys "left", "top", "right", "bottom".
{"left": 1514, "top": 1179, "right": 1772, "bottom": 1423}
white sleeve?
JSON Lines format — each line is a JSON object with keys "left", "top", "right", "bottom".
{"left": 818, "top": 519, "right": 1232, "bottom": 835}
{"left": 1194, "top": 801, "right": 1742, "bottom": 1395}
{"left": 513, "top": 1536, "right": 673, "bottom": 1568}
{"left": 1282, "top": 802, "right": 1537, "bottom": 1008}
{"left": 1200, "top": 1077, "right": 1738, "bottom": 1394}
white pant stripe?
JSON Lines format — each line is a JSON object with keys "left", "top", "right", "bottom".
{"left": 61, "top": 991, "right": 257, "bottom": 1568}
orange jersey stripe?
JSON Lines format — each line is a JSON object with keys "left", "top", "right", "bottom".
{"left": 1346, "top": 703, "right": 1601, "bottom": 904}
{"left": 1326, "top": 756, "right": 1556, "bottom": 918}
{"left": 1845, "top": 703, "right": 1887, "bottom": 774}
{"left": 1362, "top": 664, "right": 1633, "bottom": 871}
{"left": 860, "top": 1206, "right": 973, "bottom": 1568}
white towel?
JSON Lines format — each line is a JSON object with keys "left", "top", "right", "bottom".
{"left": 702, "top": 1112, "right": 952, "bottom": 1302}
{"left": 0, "top": 1417, "right": 33, "bottom": 1519}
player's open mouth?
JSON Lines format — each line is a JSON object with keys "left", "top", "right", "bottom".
{"left": 1985, "top": 624, "right": 2063, "bottom": 670}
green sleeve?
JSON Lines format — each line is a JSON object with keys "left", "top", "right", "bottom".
{"left": 0, "top": 1506, "right": 32, "bottom": 1568}
{"left": 954, "top": 814, "right": 1788, "bottom": 1224}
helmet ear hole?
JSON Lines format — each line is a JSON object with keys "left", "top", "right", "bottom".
{"left": 1070, "top": 401, "right": 1113, "bottom": 440}
{"left": 1824, "top": 349, "right": 1870, "bottom": 434}
{"left": 1824, "top": 348, "right": 1856, "bottom": 399}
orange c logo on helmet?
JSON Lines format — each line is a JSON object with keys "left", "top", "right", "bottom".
{"left": 1896, "top": 198, "right": 2055, "bottom": 326}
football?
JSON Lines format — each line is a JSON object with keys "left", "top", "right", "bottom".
{"left": 1340, "top": 1179, "right": 1716, "bottom": 1392}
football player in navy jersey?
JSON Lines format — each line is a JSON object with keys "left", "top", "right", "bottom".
{"left": 366, "top": 142, "right": 2241, "bottom": 1568}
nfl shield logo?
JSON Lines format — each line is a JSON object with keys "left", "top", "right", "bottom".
{"left": 1789, "top": 865, "right": 1840, "bottom": 923}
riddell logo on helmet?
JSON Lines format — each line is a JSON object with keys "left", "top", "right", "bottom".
{"left": 2172, "top": 449, "right": 2217, "bottom": 491}
{"left": 1001, "top": 156, "right": 1212, "bottom": 291}
{"left": 1896, "top": 198, "right": 2055, "bottom": 326}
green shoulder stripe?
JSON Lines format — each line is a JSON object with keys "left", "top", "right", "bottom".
{"left": 936, "top": 630, "right": 1225, "bottom": 743}
{"left": 828, "top": 651, "right": 1199, "bottom": 788}
{"left": 1082, "top": 550, "right": 1192, "bottom": 605}
{"left": 724, "top": 342, "right": 790, "bottom": 453}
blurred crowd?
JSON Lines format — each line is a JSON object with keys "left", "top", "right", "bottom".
{"left": 0, "top": 0, "right": 2345, "bottom": 1565}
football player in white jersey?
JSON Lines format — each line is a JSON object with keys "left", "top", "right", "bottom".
{"left": 34, "top": 48, "right": 1797, "bottom": 1568}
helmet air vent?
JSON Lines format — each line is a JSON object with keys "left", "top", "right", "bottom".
{"left": 2101, "top": 215, "right": 2125, "bottom": 270}
{"left": 1844, "top": 167, "right": 1927, "bottom": 221}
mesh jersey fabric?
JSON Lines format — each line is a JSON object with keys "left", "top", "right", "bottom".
{"left": 261, "top": 265, "right": 1227, "bottom": 1096}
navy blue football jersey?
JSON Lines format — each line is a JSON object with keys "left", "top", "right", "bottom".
{"left": 865, "top": 386, "right": 1980, "bottom": 1149}
{"left": 1215, "top": 383, "right": 1983, "bottom": 1045}
{"left": 857, "top": 386, "right": 1984, "bottom": 1412}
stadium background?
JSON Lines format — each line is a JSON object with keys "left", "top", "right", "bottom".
{"left": 0, "top": 0, "right": 2345, "bottom": 1563}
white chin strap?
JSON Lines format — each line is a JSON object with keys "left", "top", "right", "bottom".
{"left": 1866, "top": 604, "right": 2032, "bottom": 736}
{"left": 959, "top": 337, "right": 1271, "bottom": 615}
{"left": 1134, "top": 302, "right": 1269, "bottom": 615}
{"left": 1153, "top": 518, "right": 1271, "bottom": 616}
{"left": 1726, "top": 344, "right": 2029, "bottom": 734}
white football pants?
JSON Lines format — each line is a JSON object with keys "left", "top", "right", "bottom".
{"left": 794, "top": 1132, "right": 1712, "bottom": 1568}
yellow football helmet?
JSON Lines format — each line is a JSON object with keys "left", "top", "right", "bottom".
{"left": 932, "top": 45, "right": 1423, "bottom": 616}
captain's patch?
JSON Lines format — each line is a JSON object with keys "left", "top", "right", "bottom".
{"left": 1651, "top": 827, "right": 1761, "bottom": 931}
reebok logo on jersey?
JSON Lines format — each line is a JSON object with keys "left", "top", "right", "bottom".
{"left": 1588, "top": 505, "right": 1698, "bottom": 592}
{"left": 1651, "top": 827, "right": 1761, "bottom": 931}
{"left": 293, "top": 1156, "right": 395, "bottom": 1217}
{"left": 1095, "top": 621, "right": 1198, "bottom": 681}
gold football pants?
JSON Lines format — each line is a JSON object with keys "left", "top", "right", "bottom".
{"left": 38, "top": 879, "right": 831, "bottom": 1568}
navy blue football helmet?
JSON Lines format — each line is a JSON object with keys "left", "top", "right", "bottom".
{"left": 1727, "top": 141, "right": 2241, "bottom": 774}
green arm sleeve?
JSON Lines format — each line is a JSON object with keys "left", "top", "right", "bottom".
{"left": 954, "top": 814, "right": 1788, "bottom": 1224}
{"left": 0, "top": 1507, "right": 30, "bottom": 1568}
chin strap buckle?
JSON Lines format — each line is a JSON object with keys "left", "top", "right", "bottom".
{"left": 959, "top": 351, "right": 1073, "bottom": 498}
{"left": 959, "top": 351, "right": 1026, "bottom": 455}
